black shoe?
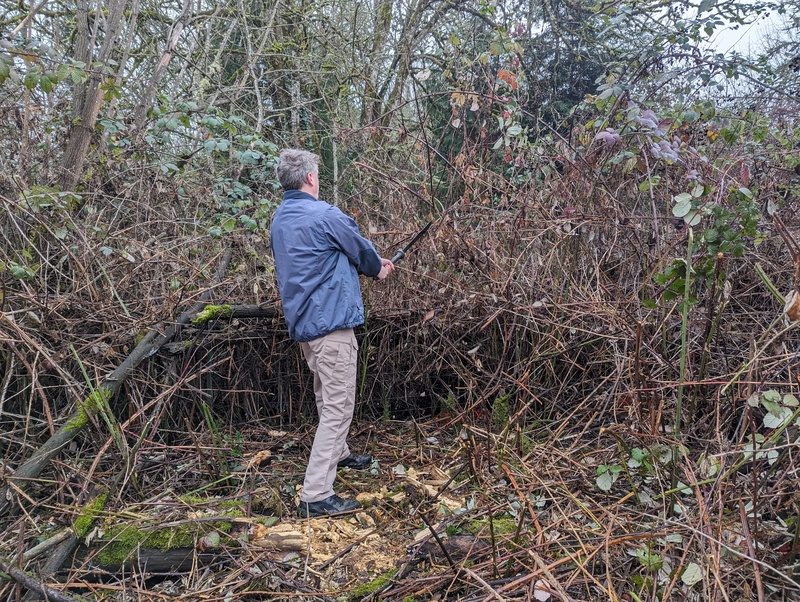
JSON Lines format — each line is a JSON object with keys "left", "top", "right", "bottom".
{"left": 337, "top": 454, "right": 373, "bottom": 470}
{"left": 298, "top": 494, "right": 362, "bottom": 518}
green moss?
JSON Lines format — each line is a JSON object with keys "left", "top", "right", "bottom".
{"left": 64, "top": 407, "right": 89, "bottom": 432}
{"left": 65, "top": 388, "right": 112, "bottom": 433}
{"left": 349, "top": 568, "right": 398, "bottom": 599}
{"left": 193, "top": 304, "right": 233, "bottom": 325}
{"left": 178, "top": 494, "right": 205, "bottom": 505}
{"left": 95, "top": 524, "right": 195, "bottom": 567}
{"left": 74, "top": 491, "right": 109, "bottom": 538}
{"left": 28, "top": 185, "right": 61, "bottom": 195}
{"left": 491, "top": 394, "right": 511, "bottom": 432}
{"left": 177, "top": 494, "right": 245, "bottom": 507}
{"left": 94, "top": 513, "right": 242, "bottom": 567}
{"left": 218, "top": 499, "right": 246, "bottom": 511}
{"left": 85, "top": 388, "right": 112, "bottom": 413}
{"left": 466, "top": 516, "right": 517, "bottom": 536}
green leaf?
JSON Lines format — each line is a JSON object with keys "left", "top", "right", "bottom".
{"left": 782, "top": 394, "right": 798, "bottom": 407}
{"left": 682, "top": 110, "right": 698, "bottom": 123}
{"left": 684, "top": 211, "right": 702, "bottom": 226}
{"left": 598, "top": 87, "right": 615, "bottom": 100}
{"left": 681, "top": 562, "right": 703, "bottom": 586}
{"left": 697, "top": 0, "right": 717, "bottom": 15}
{"left": 506, "top": 124, "right": 523, "bottom": 136}
{"left": 39, "top": 75, "right": 53, "bottom": 93}
{"left": 764, "top": 407, "right": 793, "bottom": 429}
{"left": 721, "top": 127, "right": 737, "bottom": 144}
{"left": 24, "top": 71, "right": 40, "bottom": 89}
{"left": 704, "top": 229, "right": 718, "bottom": 243}
{"left": 760, "top": 398, "right": 781, "bottom": 416}
{"left": 672, "top": 200, "right": 692, "bottom": 218}
{"left": 596, "top": 471, "right": 615, "bottom": 492}
{"left": 762, "top": 390, "right": 781, "bottom": 403}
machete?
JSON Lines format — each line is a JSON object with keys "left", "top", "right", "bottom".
{"left": 390, "top": 221, "right": 432, "bottom": 264}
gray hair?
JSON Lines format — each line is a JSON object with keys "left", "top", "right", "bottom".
{"left": 276, "top": 149, "right": 319, "bottom": 190}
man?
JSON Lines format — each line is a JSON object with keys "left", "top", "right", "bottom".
{"left": 270, "top": 149, "right": 394, "bottom": 518}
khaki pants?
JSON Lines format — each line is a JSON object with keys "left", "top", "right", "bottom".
{"left": 299, "top": 328, "right": 357, "bottom": 503}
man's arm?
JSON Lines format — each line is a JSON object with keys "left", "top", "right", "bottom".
{"left": 324, "top": 207, "right": 385, "bottom": 277}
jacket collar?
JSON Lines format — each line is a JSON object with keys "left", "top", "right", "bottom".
{"left": 283, "top": 189, "right": 318, "bottom": 202}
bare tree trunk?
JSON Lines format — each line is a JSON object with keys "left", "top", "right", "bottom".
{"left": 57, "top": 0, "right": 128, "bottom": 190}
{"left": 132, "top": 0, "right": 193, "bottom": 131}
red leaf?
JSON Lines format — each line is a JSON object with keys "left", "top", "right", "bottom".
{"left": 497, "top": 69, "right": 518, "bottom": 90}
{"left": 739, "top": 161, "right": 750, "bottom": 186}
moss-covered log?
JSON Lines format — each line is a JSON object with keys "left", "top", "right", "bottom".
{"left": 78, "top": 516, "right": 301, "bottom": 573}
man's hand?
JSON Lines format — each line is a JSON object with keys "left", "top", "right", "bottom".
{"left": 377, "top": 257, "right": 395, "bottom": 280}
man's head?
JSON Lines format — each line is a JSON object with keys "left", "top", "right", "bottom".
{"left": 276, "top": 149, "right": 320, "bottom": 198}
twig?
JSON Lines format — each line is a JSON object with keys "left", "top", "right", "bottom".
{"left": 0, "top": 557, "right": 84, "bottom": 602}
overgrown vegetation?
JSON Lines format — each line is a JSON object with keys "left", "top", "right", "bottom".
{"left": 1, "top": 0, "right": 800, "bottom": 600}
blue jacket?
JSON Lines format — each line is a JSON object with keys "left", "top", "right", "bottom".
{"left": 270, "top": 190, "right": 382, "bottom": 342}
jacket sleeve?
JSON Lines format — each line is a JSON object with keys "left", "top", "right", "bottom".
{"left": 323, "top": 207, "right": 382, "bottom": 277}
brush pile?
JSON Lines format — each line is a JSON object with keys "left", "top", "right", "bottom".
{"left": 1, "top": 115, "right": 800, "bottom": 601}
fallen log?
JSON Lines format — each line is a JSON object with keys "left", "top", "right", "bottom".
{"left": 75, "top": 517, "right": 305, "bottom": 574}
{"left": 0, "top": 250, "right": 281, "bottom": 515}
{"left": 0, "top": 557, "right": 84, "bottom": 602}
